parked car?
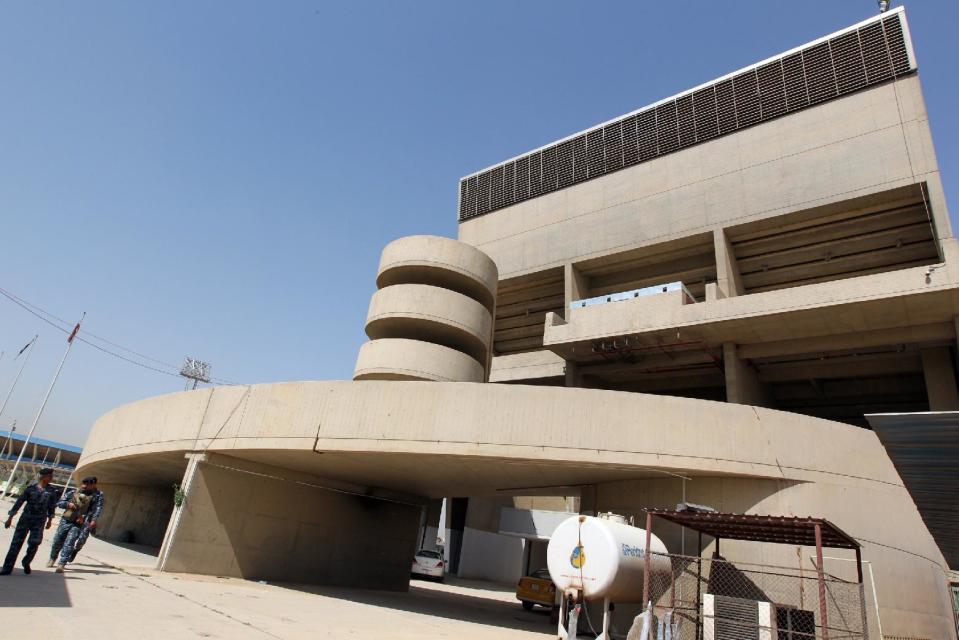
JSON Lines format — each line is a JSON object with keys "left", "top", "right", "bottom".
{"left": 411, "top": 549, "right": 444, "bottom": 581}
{"left": 516, "top": 568, "right": 556, "bottom": 610}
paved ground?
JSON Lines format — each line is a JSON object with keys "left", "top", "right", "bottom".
{"left": 0, "top": 515, "right": 554, "bottom": 638}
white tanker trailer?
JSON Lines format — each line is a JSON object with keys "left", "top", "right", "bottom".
{"left": 547, "top": 513, "right": 670, "bottom": 639}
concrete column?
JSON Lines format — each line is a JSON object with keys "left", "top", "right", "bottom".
{"left": 565, "top": 360, "right": 582, "bottom": 388}
{"left": 564, "top": 263, "right": 589, "bottom": 319}
{"left": 446, "top": 497, "right": 468, "bottom": 576}
{"left": 417, "top": 498, "right": 444, "bottom": 551}
{"left": 920, "top": 347, "right": 959, "bottom": 410}
{"left": 723, "top": 343, "right": 771, "bottom": 407}
{"left": 579, "top": 484, "right": 598, "bottom": 516}
{"left": 916, "top": 161, "right": 953, "bottom": 243}
{"left": 157, "top": 451, "right": 205, "bottom": 572}
{"left": 714, "top": 229, "right": 744, "bottom": 299}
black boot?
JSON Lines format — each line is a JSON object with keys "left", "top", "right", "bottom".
{"left": 0, "top": 567, "right": 11, "bottom": 576}
{"left": 21, "top": 561, "right": 31, "bottom": 574}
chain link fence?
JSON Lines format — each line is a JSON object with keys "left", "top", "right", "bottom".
{"left": 640, "top": 552, "right": 867, "bottom": 640}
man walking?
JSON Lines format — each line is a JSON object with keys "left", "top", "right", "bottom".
{"left": 1, "top": 468, "right": 57, "bottom": 575}
{"left": 68, "top": 476, "right": 103, "bottom": 562}
{"left": 48, "top": 476, "right": 104, "bottom": 572}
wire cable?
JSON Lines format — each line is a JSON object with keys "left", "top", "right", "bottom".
{"left": 0, "top": 286, "right": 240, "bottom": 384}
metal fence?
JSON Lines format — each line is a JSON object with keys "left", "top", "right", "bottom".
{"left": 640, "top": 552, "right": 867, "bottom": 640}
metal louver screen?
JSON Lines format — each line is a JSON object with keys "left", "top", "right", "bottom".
{"left": 459, "top": 10, "right": 915, "bottom": 222}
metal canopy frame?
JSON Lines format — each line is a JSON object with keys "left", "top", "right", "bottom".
{"left": 641, "top": 509, "right": 866, "bottom": 640}
{"left": 643, "top": 508, "right": 861, "bottom": 550}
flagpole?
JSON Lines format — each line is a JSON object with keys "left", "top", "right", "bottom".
{"left": 0, "top": 335, "right": 38, "bottom": 421}
{"left": 1, "top": 420, "right": 15, "bottom": 461}
{"left": 3, "top": 316, "right": 83, "bottom": 495}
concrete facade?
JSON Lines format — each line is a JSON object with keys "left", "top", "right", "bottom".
{"left": 75, "top": 9, "right": 959, "bottom": 640}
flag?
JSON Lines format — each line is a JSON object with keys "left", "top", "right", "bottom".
{"left": 15, "top": 338, "right": 33, "bottom": 359}
{"left": 67, "top": 322, "right": 81, "bottom": 343}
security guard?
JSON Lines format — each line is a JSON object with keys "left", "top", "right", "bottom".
{"left": 1, "top": 468, "right": 57, "bottom": 575}
{"left": 68, "top": 476, "right": 104, "bottom": 562}
{"left": 48, "top": 476, "right": 104, "bottom": 572}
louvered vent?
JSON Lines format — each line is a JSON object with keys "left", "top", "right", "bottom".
{"left": 459, "top": 10, "right": 915, "bottom": 222}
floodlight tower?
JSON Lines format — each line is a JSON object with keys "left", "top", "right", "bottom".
{"left": 180, "top": 357, "right": 212, "bottom": 390}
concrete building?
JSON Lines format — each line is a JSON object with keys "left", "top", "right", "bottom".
{"left": 76, "top": 8, "right": 958, "bottom": 638}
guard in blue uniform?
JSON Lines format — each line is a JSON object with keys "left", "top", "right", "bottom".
{"left": 48, "top": 476, "right": 104, "bottom": 572}
{"left": 1, "top": 468, "right": 57, "bottom": 575}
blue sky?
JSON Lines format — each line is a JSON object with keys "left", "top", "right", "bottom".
{"left": 1, "top": 1, "right": 957, "bottom": 446}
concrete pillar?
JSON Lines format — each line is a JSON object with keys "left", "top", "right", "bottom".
{"left": 920, "top": 347, "right": 959, "bottom": 410}
{"left": 714, "top": 229, "right": 744, "bottom": 298}
{"left": 158, "top": 453, "right": 422, "bottom": 590}
{"left": 579, "top": 484, "right": 598, "bottom": 516}
{"left": 565, "top": 360, "right": 582, "bottom": 388}
{"left": 157, "top": 451, "right": 205, "bottom": 572}
{"left": 917, "top": 166, "right": 953, "bottom": 243}
{"left": 446, "top": 497, "right": 468, "bottom": 575}
{"left": 564, "top": 263, "right": 589, "bottom": 319}
{"left": 723, "top": 343, "right": 771, "bottom": 407}
{"left": 417, "top": 498, "right": 444, "bottom": 551}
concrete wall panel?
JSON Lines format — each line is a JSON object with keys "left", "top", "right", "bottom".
{"left": 377, "top": 235, "right": 498, "bottom": 311}
{"left": 354, "top": 338, "right": 485, "bottom": 382}
{"left": 94, "top": 482, "right": 174, "bottom": 548}
{"left": 161, "top": 455, "right": 421, "bottom": 590}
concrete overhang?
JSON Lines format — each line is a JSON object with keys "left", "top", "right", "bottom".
{"left": 78, "top": 381, "right": 907, "bottom": 500}
{"left": 544, "top": 267, "right": 959, "bottom": 360}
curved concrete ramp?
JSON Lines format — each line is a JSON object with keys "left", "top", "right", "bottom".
{"left": 77, "top": 381, "right": 956, "bottom": 638}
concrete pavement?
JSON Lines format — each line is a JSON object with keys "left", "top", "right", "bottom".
{"left": 0, "top": 517, "right": 553, "bottom": 639}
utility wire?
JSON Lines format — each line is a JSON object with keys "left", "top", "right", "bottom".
{"left": 1, "top": 286, "right": 179, "bottom": 368}
{"left": 0, "top": 286, "right": 239, "bottom": 385}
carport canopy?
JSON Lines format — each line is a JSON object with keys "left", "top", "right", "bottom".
{"left": 643, "top": 508, "right": 861, "bottom": 549}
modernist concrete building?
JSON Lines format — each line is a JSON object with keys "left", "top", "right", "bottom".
{"left": 77, "top": 8, "right": 958, "bottom": 638}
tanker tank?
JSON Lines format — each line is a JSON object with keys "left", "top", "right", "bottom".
{"left": 547, "top": 514, "right": 670, "bottom": 603}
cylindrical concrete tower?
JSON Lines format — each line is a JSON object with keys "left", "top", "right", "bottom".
{"left": 354, "top": 235, "right": 498, "bottom": 382}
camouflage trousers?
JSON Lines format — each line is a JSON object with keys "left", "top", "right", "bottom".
{"left": 2, "top": 516, "right": 45, "bottom": 571}
{"left": 49, "top": 519, "right": 84, "bottom": 565}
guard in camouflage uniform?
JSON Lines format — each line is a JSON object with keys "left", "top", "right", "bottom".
{"left": 1, "top": 468, "right": 57, "bottom": 575}
{"left": 67, "top": 476, "right": 104, "bottom": 562}
{"left": 48, "top": 476, "right": 104, "bottom": 572}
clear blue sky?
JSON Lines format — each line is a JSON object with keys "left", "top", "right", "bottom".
{"left": 1, "top": 1, "right": 957, "bottom": 446}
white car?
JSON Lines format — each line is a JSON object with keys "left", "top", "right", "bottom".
{"left": 411, "top": 549, "right": 444, "bottom": 581}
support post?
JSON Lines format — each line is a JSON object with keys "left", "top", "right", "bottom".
{"left": 814, "top": 523, "right": 830, "bottom": 639}
{"left": 696, "top": 531, "right": 703, "bottom": 640}
{"left": 713, "top": 228, "right": 743, "bottom": 298}
{"left": 601, "top": 597, "right": 611, "bottom": 639}
{"left": 157, "top": 451, "right": 206, "bottom": 572}
{"left": 643, "top": 512, "right": 653, "bottom": 606}
{"left": 855, "top": 547, "right": 864, "bottom": 584}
